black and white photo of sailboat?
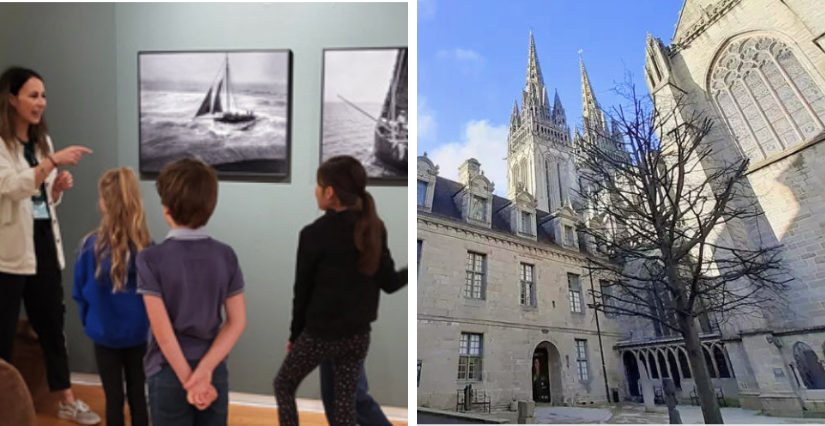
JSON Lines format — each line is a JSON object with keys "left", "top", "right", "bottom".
{"left": 321, "top": 47, "right": 408, "bottom": 182}
{"left": 139, "top": 50, "right": 292, "bottom": 179}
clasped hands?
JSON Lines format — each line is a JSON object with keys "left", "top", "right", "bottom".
{"left": 184, "top": 368, "right": 218, "bottom": 410}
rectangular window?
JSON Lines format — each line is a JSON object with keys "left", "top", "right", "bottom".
{"left": 471, "top": 195, "right": 486, "bottom": 221}
{"left": 576, "top": 339, "right": 589, "bottom": 382}
{"left": 458, "top": 333, "right": 483, "bottom": 381}
{"left": 465, "top": 252, "right": 486, "bottom": 299}
{"left": 600, "top": 280, "right": 614, "bottom": 317}
{"left": 417, "top": 180, "right": 428, "bottom": 206}
{"left": 568, "top": 273, "right": 582, "bottom": 313}
{"left": 417, "top": 240, "right": 423, "bottom": 272}
{"left": 519, "top": 263, "right": 534, "bottom": 306}
{"left": 521, "top": 211, "right": 533, "bottom": 235}
{"left": 564, "top": 225, "right": 575, "bottom": 246}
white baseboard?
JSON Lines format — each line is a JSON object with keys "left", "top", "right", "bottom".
{"left": 70, "top": 372, "right": 407, "bottom": 422}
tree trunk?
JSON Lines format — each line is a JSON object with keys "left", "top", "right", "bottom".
{"left": 678, "top": 313, "right": 724, "bottom": 424}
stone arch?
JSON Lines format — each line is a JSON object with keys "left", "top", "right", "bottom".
{"left": 532, "top": 341, "right": 564, "bottom": 405}
{"left": 707, "top": 31, "right": 825, "bottom": 163}
{"left": 677, "top": 347, "right": 692, "bottom": 379}
{"left": 644, "top": 349, "right": 660, "bottom": 379}
{"left": 793, "top": 342, "right": 825, "bottom": 389}
{"left": 701, "top": 345, "right": 718, "bottom": 378}
{"left": 666, "top": 348, "right": 682, "bottom": 388}
{"left": 656, "top": 349, "right": 670, "bottom": 379}
{"left": 712, "top": 345, "right": 732, "bottom": 378}
{"left": 622, "top": 350, "right": 641, "bottom": 398}
{"left": 519, "top": 158, "right": 529, "bottom": 193}
{"left": 470, "top": 174, "right": 492, "bottom": 194}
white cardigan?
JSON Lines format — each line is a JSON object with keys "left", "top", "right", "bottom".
{"left": 0, "top": 136, "right": 65, "bottom": 275}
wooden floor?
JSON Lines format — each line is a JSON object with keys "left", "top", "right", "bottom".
{"left": 34, "top": 383, "right": 408, "bottom": 426}
{"left": 13, "top": 321, "right": 407, "bottom": 426}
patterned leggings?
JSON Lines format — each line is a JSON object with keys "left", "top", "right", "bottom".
{"left": 274, "top": 332, "right": 370, "bottom": 426}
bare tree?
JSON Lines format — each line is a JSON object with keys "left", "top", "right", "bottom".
{"left": 575, "top": 81, "right": 791, "bottom": 424}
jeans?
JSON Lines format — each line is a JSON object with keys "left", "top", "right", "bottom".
{"left": 147, "top": 360, "right": 228, "bottom": 426}
{"left": 320, "top": 360, "right": 392, "bottom": 426}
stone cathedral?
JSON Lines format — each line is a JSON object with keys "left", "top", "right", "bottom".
{"left": 417, "top": 0, "right": 825, "bottom": 418}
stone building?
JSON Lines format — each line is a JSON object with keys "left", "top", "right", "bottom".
{"left": 417, "top": 0, "right": 825, "bottom": 417}
{"left": 630, "top": 0, "right": 825, "bottom": 417}
{"left": 416, "top": 33, "right": 627, "bottom": 411}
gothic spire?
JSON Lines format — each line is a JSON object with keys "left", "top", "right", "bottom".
{"left": 525, "top": 31, "right": 546, "bottom": 107}
{"left": 579, "top": 52, "right": 606, "bottom": 133}
{"left": 510, "top": 99, "right": 520, "bottom": 127}
{"left": 553, "top": 90, "right": 563, "bottom": 112}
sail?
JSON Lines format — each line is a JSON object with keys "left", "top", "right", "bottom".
{"left": 213, "top": 80, "right": 224, "bottom": 113}
{"left": 195, "top": 87, "right": 214, "bottom": 117}
{"left": 381, "top": 48, "right": 408, "bottom": 121}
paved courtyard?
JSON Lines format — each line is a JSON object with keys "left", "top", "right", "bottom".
{"left": 426, "top": 404, "right": 825, "bottom": 424}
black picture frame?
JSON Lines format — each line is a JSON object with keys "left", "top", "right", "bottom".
{"left": 138, "top": 49, "right": 293, "bottom": 182}
{"left": 320, "top": 47, "right": 408, "bottom": 186}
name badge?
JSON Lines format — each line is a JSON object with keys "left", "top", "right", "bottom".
{"left": 32, "top": 200, "right": 50, "bottom": 219}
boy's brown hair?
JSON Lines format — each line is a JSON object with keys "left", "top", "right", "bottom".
{"left": 155, "top": 158, "right": 218, "bottom": 228}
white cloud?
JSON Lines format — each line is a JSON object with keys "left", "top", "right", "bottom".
{"left": 418, "top": 96, "right": 436, "bottom": 141}
{"left": 430, "top": 120, "right": 509, "bottom": 195}
{"left": 436, "top": 48, "right": 483, "bottom": 78}
{"left": 418, "top": 0, "right": 436, "bottom": 20}
{"left": 436, "top": 48, "right": 482, "bottom": 62}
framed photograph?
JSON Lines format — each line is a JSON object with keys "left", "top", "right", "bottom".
{"left": 321, "top": 47, "right": 408, "bottom": 184}
{"left": 138, "top": 50, "right": 292, "bottom": 181}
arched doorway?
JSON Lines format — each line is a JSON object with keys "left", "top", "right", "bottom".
{"left": 667, "top": 350, "right": 681, "bottom": 389}
{"left": 793, "top": 342, "right": 825, "bottom": 389}
{"left": 623, "top": 351, "right": 641, "bottom": 398}
{"left": 533, "top": 342, "right": 563, "bottom": 405}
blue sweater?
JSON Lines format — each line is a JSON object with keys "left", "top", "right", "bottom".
{"left": 72, "top": 234, "right": 150, "bottom": 348}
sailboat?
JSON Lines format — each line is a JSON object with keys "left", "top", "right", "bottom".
{"left": 195, "top": 53, "right": 257, "bottom": 129}
{"left": 373, "top": 48, "right": 408, "bottom": 171}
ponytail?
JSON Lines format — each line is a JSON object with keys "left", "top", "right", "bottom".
{"left": 317, "top": 155, "right": 384, "bottom": 276}
{"left": 355, "top": 191, "right": 383, "bottom": 276}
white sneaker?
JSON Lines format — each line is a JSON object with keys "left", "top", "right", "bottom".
{"left": 57, "top": 399, "right": 101, "bottom": 425}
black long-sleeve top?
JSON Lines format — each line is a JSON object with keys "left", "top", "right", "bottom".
{"left": 289, "top": 209, "right": 407, "bottom": 343}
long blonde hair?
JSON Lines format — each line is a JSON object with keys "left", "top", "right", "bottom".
{"left": 95, "top": 167, "right": 151, "bottom": 292}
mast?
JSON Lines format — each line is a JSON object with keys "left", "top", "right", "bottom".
{"left": 389, "top": 50, "right": 401, "bottom": 122}
{"left": 225, "top": 53, "right": 230, "bottom": 113}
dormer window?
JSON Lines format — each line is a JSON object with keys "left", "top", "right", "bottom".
{"left": 417, "top": 180, "right": 428, "bottom": 206}
{"left": 417, "top": 155, "right": 439, "bottom": 212}
{"left": 471, "top": 195, "right": 487, "bottom": 221}
{"left": 564, "top": 225, "right": 575, "bottom": 246}
{"left": 520, "top": 211, "right": 533, "bottom": 235}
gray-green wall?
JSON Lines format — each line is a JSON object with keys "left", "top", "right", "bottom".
{"left": 1, "top": 2, "right": 408, "bottom": 406}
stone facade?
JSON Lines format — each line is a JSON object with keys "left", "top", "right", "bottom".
{"left": 417, "top": 210, "right": 627, "bottom": 409}
{"left": 640, "top": 0, "right": 825, "bottom": 417}
{"left": 417, "top": 0, "right": 825, "bottom": 417}
{"left": 417, "top": 34, "right": 627, "bottom": 411}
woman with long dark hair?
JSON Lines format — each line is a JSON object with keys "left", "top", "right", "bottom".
{"left": 274, "top": 155, "right": 406, "bottom": 426}
{"left": 0, "top": 66, "right": 98, "bottom": 424}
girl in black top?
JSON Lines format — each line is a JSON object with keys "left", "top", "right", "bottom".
{"left": 274, "top": 156, "right": 406, "bottom": 426}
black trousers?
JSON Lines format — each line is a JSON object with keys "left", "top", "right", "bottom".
{"left": 94, "top": 343, "right": 148, "bottom": 426}
{"left": 0, "top": 220, "right": 70, "bottom": 391}
{"left": 274, "top": 332, "right": 370, "bottom": 426}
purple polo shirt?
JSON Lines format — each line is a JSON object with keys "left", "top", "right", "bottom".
{"left": 136, "top": 227, "right": 244, "bottom": 377}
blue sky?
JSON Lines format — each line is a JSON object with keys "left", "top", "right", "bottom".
{"left": 417, "top": 0, "right": 684, "bottom": 194}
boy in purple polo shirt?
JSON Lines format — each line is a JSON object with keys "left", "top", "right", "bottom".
{"left": 136, "top": 159, "right": 247, "bottom": 426}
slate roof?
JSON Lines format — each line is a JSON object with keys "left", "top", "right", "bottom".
{"left": 420, "top": 176, "right": 563, "bottom": 249}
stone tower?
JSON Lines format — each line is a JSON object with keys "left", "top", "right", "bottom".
{"left": 507, "top": 32, "right": 573, "bottom": 213}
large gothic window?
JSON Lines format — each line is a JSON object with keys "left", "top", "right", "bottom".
{"left": 710, "top": 35, "right": 825, "bottom": 163}
{"left": 793, "top": 342, "right": 825, "bottom": 389}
